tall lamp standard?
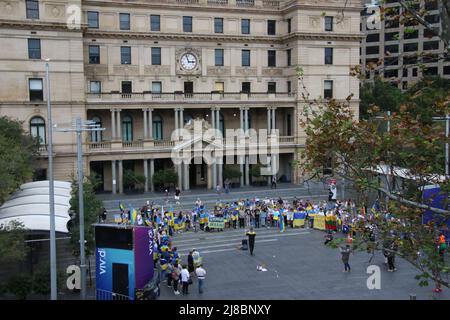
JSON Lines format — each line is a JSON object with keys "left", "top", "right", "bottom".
{"left": 45, "top": 58, "right": 57, "bottom": 300}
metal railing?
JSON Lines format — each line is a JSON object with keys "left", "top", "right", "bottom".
{"left": 236, "top": 0, "right": 254, "bottom": 7}
{"left": 86, "top": 92, "right": 296, "bottom": 102}
{"left": 96, "top": 289, "right": 131, "bottom": 300}
{"left": 207, "top": 0, "right": 228, "bottom": 5}
{"left": 263, "top": 0, "right": 279, "bottom": 8}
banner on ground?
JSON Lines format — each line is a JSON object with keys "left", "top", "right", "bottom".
{"left": 208, "top": 217, "right": 225, "bottom": 229}
{"left": 325, "top": 215, "right": 337, "bottom": 231}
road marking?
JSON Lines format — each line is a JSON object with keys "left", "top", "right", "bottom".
{"left": 177, "top": 238, "right": 279, "bottom": 253}
{"left": 173, "top": 230, "right": 310, "bottom": 243}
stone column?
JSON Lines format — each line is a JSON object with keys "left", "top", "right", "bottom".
{"left": 174, "top": 108, "right": 179, "bottom": 130}
{"left": 143, "top": 159, "right": 148, "bottom": 192}
{"left": 267, "top": 107, "right": 271, "bottom": 133}
{"left": 244, "top": 108, "right": 249, "bottom": 132}
{"left": 149, "top": 159, "right": 155, "bottom": 192}
{"left": 240, "top": 107, "right": 244, "bottom": 131}
{"left": 184, "top": 163, "right": 189, "bottom": 191}
{"left": 148, "top": 108, "right": 153, "bottom": 139}
{"left": 179, "top": 108, "right": 184, "bottom": 129}
{"left": 111, "top": 160, "right": 116, "bottom": 194}
{"left": 212, "top": 158, "right": 217, "bottom": 188}
{"left": 239, "top": 160, "right": 244, "bottom": 187}
{"left": 218, "top": 160, "right": 223, "bottom": 187}
{"left": 143, "top": 108, "right": 148, "bottom": 140}
{"left": 116, "top": 109, "right": 122, "bottom": 141}
{"left": 207, "top": 164, "right": 212, "bottom": 189}
{"left": 111, "top": 109, "right": 116, "bottom": 140}
{"left": 245, "top": 155, "right": 250, "bottom": 186}
{"left": 215, "top": 108, "right": 220, "bottom": 133}
{"left": 177, "top": 163, "right": 182, "bottom": 189}
{"left": 118, "top": 160, "right": 123, "bottom": 194}
{"left": 271, "top": 108, "right": 276, "bottom": 135}
{"left": 211, "top": 107, "right": 215, "bottom": 129}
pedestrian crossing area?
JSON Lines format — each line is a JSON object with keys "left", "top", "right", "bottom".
{"left": 170, "top": 227, "right": 311, "bottom": 256}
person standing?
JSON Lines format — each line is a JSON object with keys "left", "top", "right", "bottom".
{"left": 271, "top": 176, "right": 277, "bottom": 189}
{"left": 246, "top": 227, "right": 256, "bottom": 256}
{"left": 175, "top": 187, "right": 181, "bottom": 205}
{"left": 172, "top": 263, "right": 181, "bottom": 295}
{"left": 254, "top": 208, "right": 260, "bottom": 228}
{"left": 340, "top": 245, "right": 352, "bottom": 272}
{"left": 225, "top": 179, "right": 230, "bottom": 194}
{"left": 187, "top": 251, "right": 195, "bottom": 276}
{"left": 180, "top": 265, "right": 190, "bottom": 295}
{"left": 238, "top": 207, "right": 245, "bottom": 229}
{"left": 195, "top": 264, "right": 206, "bottom": 294}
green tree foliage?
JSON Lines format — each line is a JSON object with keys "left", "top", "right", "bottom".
{"left": 152, "top": 168, "right": 178, "bottom": 188}
{"left": 223, "top": 165, "right": 242, "bottom": 180}
{"left": 6, "top": 274, "right": 33, "bottom": 300}
{"left": 123, "top": 169, "right": 146, "bottom": 192}
{"left": 360, "top": 79, "right": 405, "bottom": 118}
{"left": 0, "top": 220, "right": 28, "bottom": 265}
{"left": 69, "top": 176, "right": 103, "bottom": 258}
{"left": 0, "top": 116, "right": 39, "bottom": 205}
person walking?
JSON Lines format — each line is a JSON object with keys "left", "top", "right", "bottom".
{"left": 180, "top": 265, "right": 190, "bottom": 295}
{"left": 387, "top": 240, "right": 398, "bottom": 272}
{"left": 224, "top": 179, "right": 230, "bottom": 194}
{"left": 195, "top": 264, "right": 206, "bottom": 294}
{"left": 340, "top": 245, "right": 352, "bottom": 272}
{"left": 187, "top": 251, "right": 195, "bottom": 276}
{"left": 271, "top": 176, "right": 277, "bottom": 189}
{"left": 246, "top": 227, "right": 256, "bottom": 256}
{"left": 172, "top": 263, "right": 181, "bottom": 295}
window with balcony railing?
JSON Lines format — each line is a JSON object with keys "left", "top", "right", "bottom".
{"left": 236, "top": 0, "right": 254, "bottom": 7}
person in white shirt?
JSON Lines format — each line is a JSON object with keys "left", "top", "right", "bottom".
{"left": 195, "top": 265, "right": 206, "bottom": 294}
{"left": 180, "top": 265, "right": 190, "bottom": 295}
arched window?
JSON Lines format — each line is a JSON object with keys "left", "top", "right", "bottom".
{"left": 219, "top": 112, "right": 224, "bottom": 135}
{"left": 122, "top": 115, "right": 133, "bottom": 142}
{"left": 91, "top": 116, "right": 102, "bottom": 142}
{"left": 152, "top": 115, "right": 163, "bottom": 140}
{"left": 30, "top": 116, "right": 46, "bottom": 145}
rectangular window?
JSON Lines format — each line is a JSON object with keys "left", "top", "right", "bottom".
{"left": 26, "top": 0, "right": 39, "bottom": 19}
{"left": 384, "top": 69, "right": 398, "bottom": 78}
{"left": 151, "top": 47, "right": 161, "bottom": 65}
{"left": 87, "top": 11, "right": 99, "bottom": 29}
{"left": 287, "top": 49, "right": 291, "bottom": 66}
{"left": 325, "top": 48, "right": 333, "bottom": 65}
{"left": 404, "top": 29, "right": 419, "bottom": 39}
{"left": 242, "top": 50, "right": 250, "bottom": 66}
{"left": 121, "top": 46, "right": 131, "bottom": 64}
{"left": 268, "top": 50, "right": 276, "bottom": 67}
{"left": 423, "top": 41, "right": 439, "bottom": 51}
{"left": 120, "top": 13, "right": 130, "bottom": 30}
{"left": 88, "top": 45, "right": 100, "bottom": 64}
{"left": 29, "top": 78, "right": 43, "bottom": 101}
{"left": 241, "top": 19, "right": 250, "bottom": 34}
{"left": 325, "top": 16, "right": 333, "bottom": 31}
{"left": 121, "top": 81, "right": 132, "bottom": 93}
{"left": 242, "top": 82, "right": 251, "bottom": 93}
{"left": 183, "top": 16, "right": 192, "bottom": 32}
{"left": 385, "top": 32, "right": 399, "bottom": 41}
{"left": 214, "top": 18, "right": 223, "bottom": 33}
{"left": 28, "top": 39, "right": 41, "bottom": 59}
{"left": 366, "top": 33, "right": 380, "bottom": 42}
{"left": 268, "top": 82, "right": 276, "bottom": 93}
{"left": 412, "top": 68, "right": 418, "bottom": 77}
{"left": 366, "top": 46, "right": 379, "bottom": 55}
{"left": 151, "top": 15, "right": 160, "bottom": 31}
{"left": 402, "top": 68, "right": 408, "bottom": 77}
{"left": 287, "top": 81, "right": 291, "bottom": 93}
{"left": 215, "top": 82, "right": 224, "bottom": 92}
{"left": 215, "top": 49, "right": 224, "bottom": 66}
{"left": 267, "top": 20, "right": 276, "bottom": 35}
{"left": 152, "top": 81, "right": 162, "bottom": 93}
{"left": 324, "top": 80, "right": 333, "bottom": 99}
{"left": 90, "top": 81, "right": 101, "bottom": 94}
{"left": 403, "top": 43, "right": 418, "bottom": 52}
{"left": 384, "top": 44, "right": 398, "bottom": 54}
{"left": 287, "top": 18, "right": 292, "bottom": 33}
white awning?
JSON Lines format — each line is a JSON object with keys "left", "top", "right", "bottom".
{"left": 0, "top": 181, "right": 72, "bottom": 233}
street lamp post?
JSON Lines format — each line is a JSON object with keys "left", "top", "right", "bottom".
{"left": 56, "top": 117, "right": 104, "bottom": 300}
{"left": 45, "top": 59, "right": 57, "bottom": 300}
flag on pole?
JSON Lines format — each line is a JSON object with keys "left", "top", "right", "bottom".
{"left": 119, "top": 202, "right": 125, "bottom": 212}
{"left": 279, "top": 210, "right": 285, "bottom": 233}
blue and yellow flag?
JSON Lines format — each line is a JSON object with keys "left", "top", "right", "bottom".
{"left": 129, "top": 206, "right": 137, "bottom": 224}
{"left": 119, "top": 202, "right": 126, "bottom": 212}
{"left": 279, "top": 211, "right": 285, "bottom": 232}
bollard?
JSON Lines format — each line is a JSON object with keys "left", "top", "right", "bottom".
{"left": 409, "top": 294, "right": 416, "bottom": 300}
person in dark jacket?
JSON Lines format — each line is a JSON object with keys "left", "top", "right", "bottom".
{"left": 340, "top": 245, "right": 351, "bottom": 272}
{"left": 246, "top": 227, "right": 256, "bottom": 256}
{"left": 187, "top": 251, "right": 195, "bottom": 275}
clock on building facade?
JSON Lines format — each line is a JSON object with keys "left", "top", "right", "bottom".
{"left": 176, "top": 48, "right": 201, "bottom": 75}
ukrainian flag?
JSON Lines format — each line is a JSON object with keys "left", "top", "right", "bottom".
{"left": 173, "top": 217, "right": 185, "bottom": 231}
{"left": 293, "top": 212, "right": 306, "bottom": 228}
{"left": 119, "top": 202, "right": 126, "bottom": 212}
{"left": 129, "top": 207, "right": 137, "bottom": 224}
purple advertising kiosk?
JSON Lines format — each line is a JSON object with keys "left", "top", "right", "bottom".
{"left": 94, "top": 224, "right": 154, "bottom": 300}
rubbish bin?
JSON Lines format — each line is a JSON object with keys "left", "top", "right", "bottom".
{"left": 242, "top": 239, "right": 248, "bottom": 250}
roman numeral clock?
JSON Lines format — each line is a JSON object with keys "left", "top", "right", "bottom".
{"left": 176, "top": 48, "right": 202, "bottom": 75}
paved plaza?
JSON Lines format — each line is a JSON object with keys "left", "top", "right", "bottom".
{"left": 158, "top": 226, "right": 450, "bottom": 300}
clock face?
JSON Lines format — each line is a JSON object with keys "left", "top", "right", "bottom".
{"left": 180, "top": 53, "right": 197, "bottom": 71}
